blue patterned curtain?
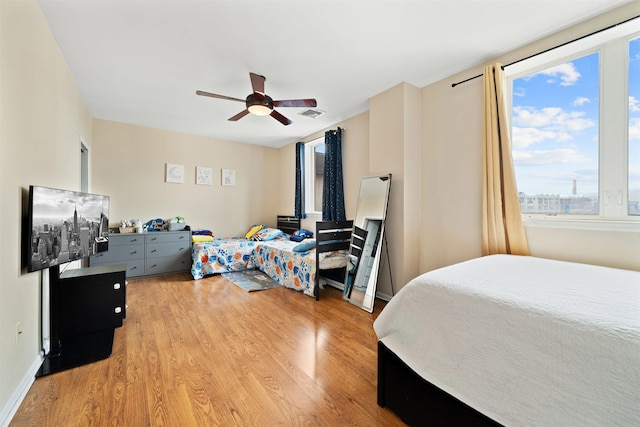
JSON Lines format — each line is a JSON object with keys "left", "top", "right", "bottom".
{"left": 322, "top": 128, "right": 346, "bottom": 221}
{"left": 294, "top": 142, "right": 306, "bottom": 219}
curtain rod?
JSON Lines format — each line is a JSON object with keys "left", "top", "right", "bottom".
{"left": 451, "top": 14, "right": 640, "bottom": 88}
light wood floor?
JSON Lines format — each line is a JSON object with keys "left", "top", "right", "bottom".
{"left": 11, "top": 273, "right": 405, "bottom": 426}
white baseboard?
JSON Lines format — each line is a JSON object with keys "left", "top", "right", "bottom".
{"left": 321, "top": 277, "right": 344, "bottom": 291}
{"left": 0, "top": 355, "right": 42, "bottom": 427}
{"left": 322, "top": 278, "right": 393, "bottom": 303}
{"left": 375, "top": 291, "right": 393, "bottom": 302}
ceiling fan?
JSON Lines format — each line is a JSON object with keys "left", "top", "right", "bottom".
{"left": 196, "top": 72, "right": 317, "bottom": 126}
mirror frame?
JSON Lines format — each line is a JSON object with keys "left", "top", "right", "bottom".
{"left": 343, "top": 173, "right": 391, "bottom": 312}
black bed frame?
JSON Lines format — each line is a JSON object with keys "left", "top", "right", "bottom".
{"left": 377, "top": 341, "right": 502, "bottom": 426}
{"left": 276, "top": 215, "right": 301, "bottom": 235}
{"left": 314, "top": 219, "right": 353, "bottom": 300}
{"left": 277, "top": 216, "right": 354, "bottom": 301}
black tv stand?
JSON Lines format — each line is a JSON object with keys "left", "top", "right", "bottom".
{"left": 37, "top": 329, "right": 115, "bottom": 377}
{"left": 37, "top": 264, "right": 126, "bottom": 377}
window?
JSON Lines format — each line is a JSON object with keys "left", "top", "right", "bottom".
{"left": 304, "top": 137, "right": 324, "bottom": 214}
{"left": 512, "top": 52, "right": 599, "bottom": 215}
{"left": 629, "top": 37, "right": 640, "bottom": 215}
{"left": 507, "top": 20, "right": 640, "bottom": 221}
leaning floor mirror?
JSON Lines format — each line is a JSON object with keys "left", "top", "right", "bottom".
{"left": 343, "top": 173, "right": 391, "bottom": 312}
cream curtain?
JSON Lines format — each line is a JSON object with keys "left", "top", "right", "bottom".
{"left": 482, "top": 63, "right": 530, "bottom": 256}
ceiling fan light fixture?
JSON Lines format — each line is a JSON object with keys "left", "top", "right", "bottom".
{"left": 197, "top": 73, "right": 315, "bottom": 125}
{"left": 247, "top": 104, "right": 272, "bottom": 116}
{"left": 246, "top": 93, "right": 274, "bottom": 116}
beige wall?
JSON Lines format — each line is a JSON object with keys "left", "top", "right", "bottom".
{"left": 369, "top": 82, "right": 422, "bottom": 296}
{"left": 92, "top": 110, "right": 370, "bottom": 239}
{"left": 370, "top": 85, "right": 404, "bottom": 298}
{"left": 92, "top": 119, "right": 281, "bottom": 237}
{"left": 0, "top": 0, "right": 93, "bottom": 423}
{"left": 419, "top": 1, "right": 640, "bottom": 273}
{"left": 421, "top": 68, "right": 485, "bottom": 273}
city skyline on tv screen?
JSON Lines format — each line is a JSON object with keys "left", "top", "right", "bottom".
{"left": 28, "top": 186, "right": 109, "bottom": 272}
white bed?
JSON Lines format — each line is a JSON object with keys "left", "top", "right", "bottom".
{"left": 374, "top": 255, "right": 640, "bottom": 426}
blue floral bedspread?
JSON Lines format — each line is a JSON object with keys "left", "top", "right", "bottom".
{"left": 191, "top": 237, "right": 260, "bottom": 279}
{"left": 253, "top": 240, "right": 317, "bottom": 297}
{"left": 191, "top": 236, "right": 347, "bottom": 297}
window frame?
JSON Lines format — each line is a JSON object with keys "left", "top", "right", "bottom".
{"left": 505, "top": 19, "right": 640, "bottom": 230}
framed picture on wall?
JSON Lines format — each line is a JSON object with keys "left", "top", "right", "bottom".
{"left": 165, "top": 163, "right": 184, "bottom": 183}
{"left": 221, "top": 169, "right": 236, "bottom": 186}
{"left": 196, "top": 166, "right": 212, "bottom": 185}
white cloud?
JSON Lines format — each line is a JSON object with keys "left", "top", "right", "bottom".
{"left": 513, "top": 106, "right": 561, "bottom": 127}
{"left": 630, "top": 117, "right": 640, "bottom": 141}
{"left": 630, "top": 96, "right": 640, "bottom": 113}
{"left": 511, "top": 106, "right": 596, "bottom": 152}
{"left": 531, "top": 62, "right": 581, "bottom": 86}
{"left": 563, "top": 113, "right": 595, "bottom": 132}
{"left": 513, "top": 87, "right": 526, "bottom": 97}
{"left": 511, "top": 127, "right": 570, "bottom": 149}
{"left": 513, "top": 148, "right": 590, "bottom": 166}
{"left": 512, "top": 106, "right": 596, "bottom": 132}
{"left": 573, "top": 96, "right": 590, "bottom": 106}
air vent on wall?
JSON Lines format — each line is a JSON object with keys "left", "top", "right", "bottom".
{"left": 298, "top": 108, "right": 325, "bottom": 119}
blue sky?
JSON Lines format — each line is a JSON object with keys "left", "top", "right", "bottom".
{"left": 630, "top": 37, "right": 640, "bottom": 204}
{"left": 511, "top": 37, "right": 639, "bottom": 201}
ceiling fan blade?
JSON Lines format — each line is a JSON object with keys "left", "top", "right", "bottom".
{"left": 273, "top": 99, "right": 317, "bottom": 108}
{"left": 249, "top": 73, "right": 265, "bottom": 98}
{"left": 229, "top": 109, "right": 250, "bottom": 121}
{"left": 196, "top": 90, "right": 245, "bottom": 103}
{"left": 270, "top": 109, "right": 292, "bottom": 126}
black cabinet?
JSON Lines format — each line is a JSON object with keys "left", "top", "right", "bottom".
{"left": 37, "top": 264, "right": 126, "bottom": 377}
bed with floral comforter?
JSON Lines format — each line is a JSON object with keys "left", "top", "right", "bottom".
{"left": 253, "top": 239, "right": 316, "bottom": 296}
{"left": 191, "top": 235, "right": 347, "bottom": 297}
{"left": 191, "top": 237, "right": 263, "bottom": 279}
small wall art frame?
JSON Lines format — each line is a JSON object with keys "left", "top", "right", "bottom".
{"left": 165, "top": 163, "right": 184, "bottom": 183}
{"left": 196, "top": 166, "right": 212, "bottom": 185}
{"left": 221, "top": 169, "right": 236, "bottom": 186}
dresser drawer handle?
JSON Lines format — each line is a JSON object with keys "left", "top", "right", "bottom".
{"left": 151, "top": 249, "right": 157, "bottom": 253}
{"left": 115, "top": 307, "right": 122, "bottom": 314}
{"left": 113, "top": 283, "right": 121, "bottom": 290}
{"left": 130, "top": 251, "right": 137, "bottom": 255}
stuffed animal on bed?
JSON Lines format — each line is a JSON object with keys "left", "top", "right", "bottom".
{"left": 290, "top": 229, "right": 314, "bottom": 242}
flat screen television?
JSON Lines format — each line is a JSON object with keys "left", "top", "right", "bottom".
{"left": 26, "top": 185, "right": 110, "bottom": 273}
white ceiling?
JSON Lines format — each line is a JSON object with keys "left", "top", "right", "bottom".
{"left": 37, "top": 0, "right": 631, "bottom": 148}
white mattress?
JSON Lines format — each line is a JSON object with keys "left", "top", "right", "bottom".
{"left": 374, "top": 255, "right": 640, "bottom": 427}
{"left": 319, "top": 252, "right": 348, "bottom": 269}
